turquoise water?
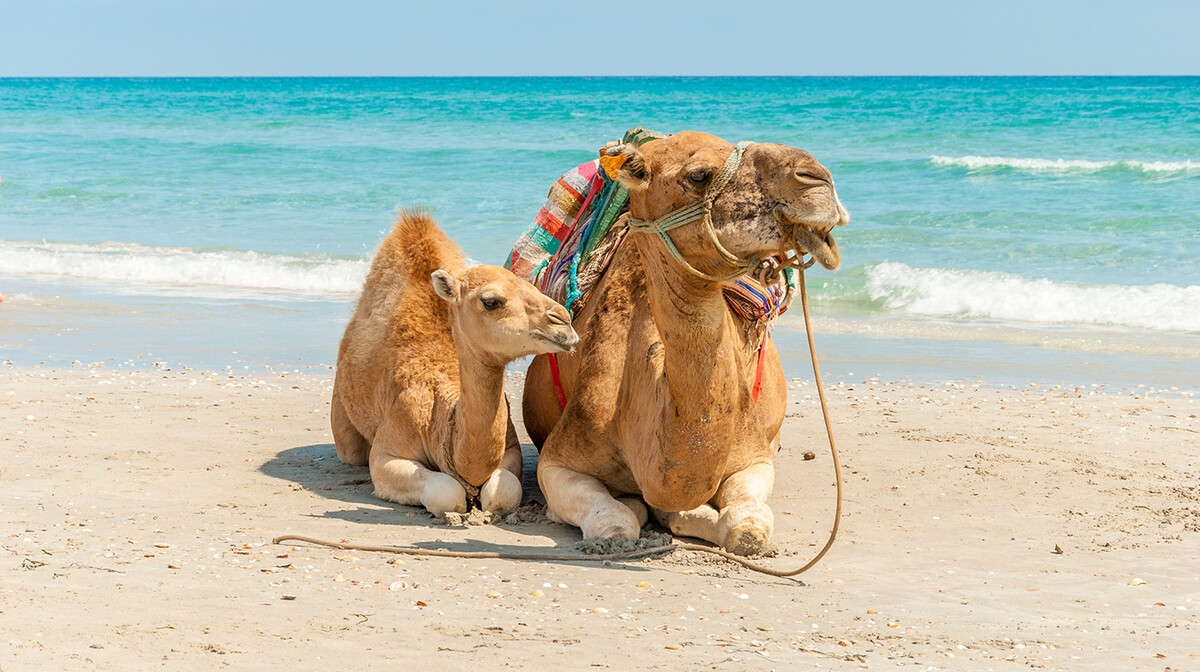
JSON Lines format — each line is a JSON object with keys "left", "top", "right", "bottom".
{"left": 2, "top": 77, "right": 1198, "bottom": 388}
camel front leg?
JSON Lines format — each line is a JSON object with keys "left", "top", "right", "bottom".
{"left": 479, "top": 419, "right": 524, "bottom": 515}
{"left": 539, "top": 463, "right": 643, "bottom": 540}
{"left": 651, "top": 462, "right": 775, "bottom": 554}
{"left": 651, "top": 504, "right": 721, "bottom": 545}
{"left": 370, "top": 452, "right": 467, "bottom": 518}
{"left": 713, "top": 462, "right": 775, "bottom": 556}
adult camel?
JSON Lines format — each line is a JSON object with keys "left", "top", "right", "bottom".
{"left": 522, "top": 131, "right": 848, "bottom": 555}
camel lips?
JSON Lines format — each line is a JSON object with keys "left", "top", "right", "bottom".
{"left": 539, "top": 332, "right": 578, "bottom": 353}
{"left": 783, "top": 225, "right": 841, "bottom": 271}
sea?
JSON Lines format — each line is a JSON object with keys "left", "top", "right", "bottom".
{"left": 2, "top": 77, "right": 1198, "bottom": 392}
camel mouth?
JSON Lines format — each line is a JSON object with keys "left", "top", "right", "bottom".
{"left": 774, "top": 206, "right": 843, "bottom": 270}
{"left": 538, "top": 330, "right": 579, "bottom": 354}
{"left": 791, "top": 225, "right": 841, "bottom": 270}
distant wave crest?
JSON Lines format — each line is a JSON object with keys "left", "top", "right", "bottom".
{"left": 865, "top": 262, "right": 1200, "bottom": 333}
{"left": 930, "top": 155, "right": 1200, "bottom": 175}
{"left": 0, "top": 240, "right": 367, "bottom": 295}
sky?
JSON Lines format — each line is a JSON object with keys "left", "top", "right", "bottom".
{"left": 1, "top": 0, "right": 1198, "bottom": 77}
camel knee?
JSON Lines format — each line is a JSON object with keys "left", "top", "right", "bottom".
{"left": 581, "top": 501, "right": 640, "bottom": 540}
{"left": 480, "top": 469, "right": 522, "bottom": 515}
{"left": 419, "top": 472, "right": 468, "bottom": 518}
{"left": 714, "top": 463, "right": 775, "bottom": 509}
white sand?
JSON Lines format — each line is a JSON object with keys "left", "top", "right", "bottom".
{"left": 2, "top": 364, "right": 1198, "bottom": 670}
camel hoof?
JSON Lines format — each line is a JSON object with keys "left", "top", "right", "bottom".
{"left": 719, "top": 504, "right": 773, "bottom": 556}
{"left": 480, "top": 469, "right": 522, "bottom": 515}
{"left": 723, "top": 525, "right": 769, "bottom": 556}
{"left": 421, "top": 472, "right": 468, "bottom": 518}
{"left": 580, "top": 503, "right": 640, "bottom": 540}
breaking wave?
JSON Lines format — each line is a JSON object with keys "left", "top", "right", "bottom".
{"left": 864, "top": 262, "right": 1200, "bottom": 333}
{"left": 930, "top": 155, "right": 1200, "bottom": 175}
{"left": 0, "top": 239, "right": 368, "bottom": 295}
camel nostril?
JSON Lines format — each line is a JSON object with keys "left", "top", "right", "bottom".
{"left": 547, "top": 310, "right": 570, "bottom": 327}
{"left": 794, "top": 172, "right": 827, "bottom": 187}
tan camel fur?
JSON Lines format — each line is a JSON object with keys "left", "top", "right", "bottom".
{"left": 523, "top": 132, "right": 849, "bottom": 555}
{"left": 332, "top": 211, "right": 578, "bottom": 518}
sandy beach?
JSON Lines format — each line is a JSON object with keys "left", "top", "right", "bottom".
{"left": 4, "top": 8, "right": 1200, "bottom": 672}
{"left": 2, "top": 362, "right": 1197, "bottom": 671}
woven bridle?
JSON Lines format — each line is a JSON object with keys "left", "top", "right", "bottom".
{"left": 627, "top": 140, "right": 820, "bottom": 291}
{"left": 626, "top": 141, "right": 760, "bottom": 282}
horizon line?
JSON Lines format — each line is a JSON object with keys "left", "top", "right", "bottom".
{"left": 3, "top": 74, "right": 1200, "bottom": 79}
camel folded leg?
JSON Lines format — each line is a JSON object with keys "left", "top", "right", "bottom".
{"left": 617, "top": 496, "right": 650, "bottom": 528}
{"left": 651, "top": 504, "right": 721, "bottom": 545}
{"left": 370, "top": 452, "right": 467, "bottom": 518}
{"left": 650, "top": 463, "right": 774, "bottom": 555}
{"left": 713, "top": 462, "right": 775, "bottom": 556}
{"left": 479, "top": 419, "right": 524, "bottom": 515}
{"left": 331, "top": 389, "right": 369, "bottom": 466}
{"left": 539, "top": 463, "right": 644, "bottom": 540}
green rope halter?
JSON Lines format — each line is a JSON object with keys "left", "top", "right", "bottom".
{"left": 626, "top": 140, "right": 757, "bottom": 282}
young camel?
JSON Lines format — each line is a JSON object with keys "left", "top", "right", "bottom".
{"left": 332, "top": 211, "right": 578, "bottom": 517}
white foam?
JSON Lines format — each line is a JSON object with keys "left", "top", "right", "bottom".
{"left": 0, "top": 239, "right": 367, "bottom": 295}
{"left": 930, "top": 155, "right": 1200, "bottom": 174}
{"left": 1129, "top": 159, "right": 1200, "bottom": 173}
{"left": 865, "top": 262, "right": 1200, "bottom": 333}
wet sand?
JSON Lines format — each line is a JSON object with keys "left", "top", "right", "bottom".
{"left": 2, "top": 364, "right": 1198, "bottom": 670}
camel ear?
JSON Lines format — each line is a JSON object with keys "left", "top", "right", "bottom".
{"left": 607, "top": 144, "right": 651, "bottom": 192}
{"left": 430, "top": 269, "right": 461, "bottom": 303}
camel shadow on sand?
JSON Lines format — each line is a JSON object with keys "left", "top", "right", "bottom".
{"left": 260, "top": 442, "right": 599, "bottom": 550}
{"left": 260, "top": 443, "right": 545, "bottom": 510}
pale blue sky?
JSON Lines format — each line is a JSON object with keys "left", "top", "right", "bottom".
{"left": 2, "top": 0, "right": 1198, "bottom": 76}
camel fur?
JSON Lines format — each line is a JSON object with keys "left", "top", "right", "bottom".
{"left": 332, "top": 211, "right": 578, "bottom": 517}
{"left": 523, "top": 132, "right": 849, "bottom": 554}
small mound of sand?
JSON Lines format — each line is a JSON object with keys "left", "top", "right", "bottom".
{"left": 437, "top": 509, "right": 495, "bottom": 527}
{"left": 575, "top": 530, "right": 674, "bottom": 555}
{"left": 436, "top": 502, "right": 550, "bottom": 527}
{"left": 502, "top": 502, "right": 550, "bottom": 525}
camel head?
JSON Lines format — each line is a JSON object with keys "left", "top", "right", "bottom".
{"left": 614, "top": 131, "right": 849, "bottom": 273}
{"left": 431, "top": 266, "right": 579, "bottom": 364}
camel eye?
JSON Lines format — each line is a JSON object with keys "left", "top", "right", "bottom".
{"left": 481, "top": 297, "right": 504, "bottom": 311}
{"left": 688, "top": 169, "right": 711, "bottom": 185}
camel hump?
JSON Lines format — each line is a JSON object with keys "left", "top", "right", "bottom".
{"left": 370, "top": 209, "right": 467, "bottom": 288}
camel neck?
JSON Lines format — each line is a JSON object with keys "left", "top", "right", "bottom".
{"left": 446, "top": 333, "right": 508, "bottom": 487}
{"left": 633, "top": 233, "right": 748, "bottom": 408}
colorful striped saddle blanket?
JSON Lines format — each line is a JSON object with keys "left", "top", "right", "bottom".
{"left": 505, "top": 128, "right": 796, "bottom": 331}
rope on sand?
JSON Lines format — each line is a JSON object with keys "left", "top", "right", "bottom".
{"left": 272, "top": 534, "right": 810, "bottom": 579}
